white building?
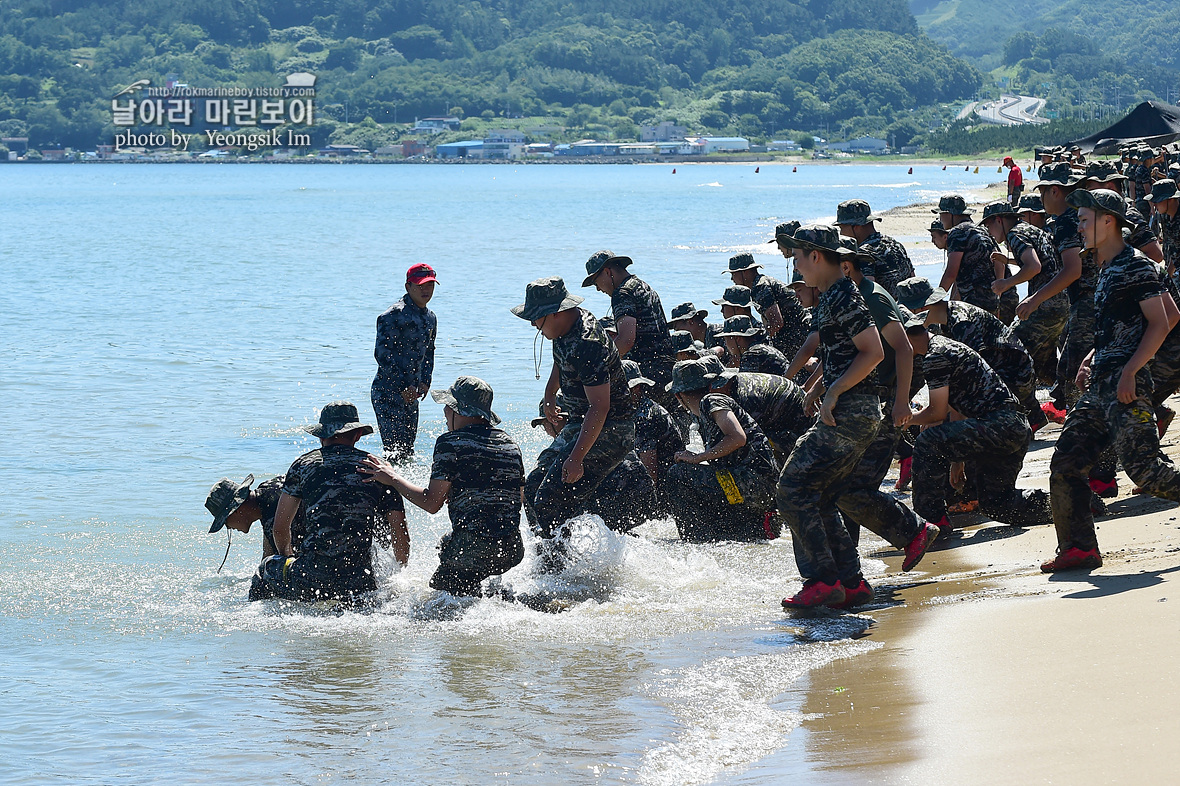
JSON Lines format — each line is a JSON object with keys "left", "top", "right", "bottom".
{"left": 700, "top": 136, "right": 749, "bottom": 153}
{"left": 483, "top": 129, "right": 526, "bottom": 159}
{"left": 640, "top": 121, "right": 687, "bottom": 142}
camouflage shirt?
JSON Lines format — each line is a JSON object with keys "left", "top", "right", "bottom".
{"left": 430, "top": 424, "right": 524, "bottom": 542}
{"left": 939, "top": 300, "right": 1021, "bottom": 356}
{"left": 739, "top": 343, "right": 790, "bottom": 376}
{"left": 1006, "top": 221, "right": 1067, "bottom": 308}
{"left": 1046, "top": 208, "right": 1092, "bottom": 304}
{"left": 923, "top": 335, "right": 1017, "bottom": 419}
{"left": 698, "top": 393, "right": 777, "bottom": 474}
{"left": 256, "top": 475, "right": 306, "bottom": 555}
{"left": 282, "top": 444, "right": 405, "bottom": 592}
{"left": 553, "top": 308, "right": 634, "bottom": 420}
{"left": 815, "top": 276, "right": 878, "bottom": 396}
{"left": 1125, "top": 198, "right": 1157, "bottom": 251}
{"left": 946, "top": 221, "right": 1000, "bottom": 313}
{"left": 725, "top": 372, "right": 812, "bottom": 443}
{"left": 859, "top": 231, "right": 916, "bottom": 298}
{"left": 1092, "top": 245, "right": 1167, "bottom": 379}
{"left": 858, "top": 277, "right": 905, "bottom": 393}
{"left": 373, "top": 294, "right": 437, "bottom": 390}
{"left": 1154, "top": 211, "right": 1180, "bottom": 273}
{"left": 634, "top": 397, "right": 686, "bottom": 468}
{"left": 611, "top": 274, "right": 675, "bottom": 374}
{"left": 750, "top": 273, "right": 810, "bottom": 358}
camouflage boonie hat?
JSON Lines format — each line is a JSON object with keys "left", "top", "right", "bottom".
{"left": 1017, "top": 194, "right": 1046, "bottom": 214}
{"left": 1081, "top": 161, "right": 1126, "bottom": 184}
{"left": 781, "top": 224, "right": 857, "bottom": 257}
{"left": 898, "top": 304, "right": 927, "bottom": 332}
{"left": 712, "top": 284, "right": 754, "bottom": 308}
{"left": 1148, "top": 179, "right": 1178, "bottom": 203}
{"left": 769, "top": 220, "right": 801, "bottom": 244}
{"left": 305, "top": 401, "right": 374, "bottom": 438}
{"left": 715, "top": 314, "right": 763, "bottom": 338}
{"left": 895, "top": 277, "right": 949, "bottom": 312}
{"left": 787, "top": 267, "right": 806, "bottom": 286}
{"left": 205, "top": 474, "right": 254, "bottom": 533}
{"left": 1036, "top": 162, "right": 1081, "bottom": 188}
{"left": 620, "top": 359, "right": 656, "bottom": 389}
{"left": 723, "top": 252, "right": 762, "bottom": 274}
{"left": 929, "top": 219, "right": 948, "bottom": 233}
{"left": 838, "top": 236, "right": 873, "bottom": 264}
{"left": 1067, "top": 188, "right": 1135, "bottom": 228}
{"left": 836, "top": 199, "right": 881, "bottom": 226}
{"left": 669, "top": 329, "right": 698, "bottom": 355}
{"left": 431, "top": 376, "right": 500, "bottom": 425}
{"left": 981, "top": 200, "right": 1018, "bottom": 222}
{"left": 667, "top": 359, "right": 713, "bottom": 394}
{"left": 699, "top": 354, "right": 737, "bottom": 388}
{"left": 598, "top": 315, "right": 618, "bottom": 334}
{"left": 582, "top": 250, "right": 633, "bottom": 288}
{"left": 511, "top": 276, "right": 584, "bottom": 320}
{"left": 669, "top": 302, "right": 708, "bottom": 323}
{"left": 932, "top": 194, "right": 972, "bottom": 216}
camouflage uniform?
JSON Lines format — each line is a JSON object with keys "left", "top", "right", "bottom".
{"left": 634, "top": 396, "right": 687, "bottom": 511}
{"left": 1007, "top": 221, "right": 1070, "bottom": 385}
{"left": 585, "top": 451, "right": 657, "bottom": 532}
{"left": 1046, "top": 207, "right": 1095, "bottom": 409}
{"left": 428, "top": 424, "right": 526, "bottom": 597}
{"left": 836, "top": 279, "right": 923, "bottom": 549}
{"left": 934, "top": 300, "right": 1043, "bottom": 430}
{"left": 612, "top": 274, "right": 677, "bottom": 412}
{"left": 778, "top": 277, "right": 880, "bottom": 585}
{"left": 750, "top": 272, "right": 810, "bottom": 361}
{"left": 526, "top": 308, "right": 635, "bottom": 541}
{"left": 945, "top": 221, "right": 1001, "bottom": 315}
{"left": 719, "top": 372, "right": 813, "bottom": 458}
{"left": 859, "top": 231, "right": 916, "bottom": 299}
{"left": 1156, "top": 210, "right": 1180, "bottom": 274}
{"left": 912, "top": 336, "right": 1049, "bottom": 526}
{"left": 258, "top": 444, "right": 405, "bottom": 601}
{"left": 1149, "top": 266, "right": 1180, "bottom": 408}
{"left": 1050, "top": 246, "right": 1180, "bottom": 553}
{"left": 739, "top": 343, "right": 790, "bottom": 376}
{"left": 372, "top": 294, "right": 437, "bottom": 457}
{"left": 666, "top": 394, "right": 779, "bottom": 542}
{"left": 248, "top": 476, "right": 307, "bottom": 601}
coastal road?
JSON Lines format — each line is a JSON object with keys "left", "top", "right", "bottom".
{"left": 973, "top": 95, "right": 1048, "bottom": 126}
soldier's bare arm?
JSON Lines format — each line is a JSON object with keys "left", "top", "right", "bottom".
{"left": 786, "top": 331, "right": 819, "bottom": 379}
{"left": 762, "top": 303, "right": 784, "bottom": 337}
{"left": 272, "top": 492, "right": 300, "bottom": 557}
{"left": 909, "top": 386, "right": 950, "bottom": 427}
{"left": 880, "top": 320, "right": 914, "bottom": 427}
{"left": 564, "top": 382, "right": 610, "bottom": 483}
{"left": 386, "top": 509, "right": 410, "bottom": 566}
{"left": 614, "top": 316, "right": 638, "bottom": 356}
{"left": 1018, "top": 246, "right": 1081, "bottom": 320}
{"left": 993, "top": 247, "right": 1040, "bottom": 295}
{"left": 939, "top": 251, "right": 963, "bottom": 294}
{"left": 1119, "top": 295, "right": 1171, "bottom": 403}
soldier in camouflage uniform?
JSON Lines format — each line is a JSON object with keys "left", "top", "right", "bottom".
{"left": 360, "top": 377, "right": 525, "bottom": 597}
{"left": 700, "top": 354, "right": 813, "bottom": 462}
{"left": 668, "top": 302, "right": 726, "bottom": 353}
{"left": 1043, "top": 190, "right": 1180, "bottom": 572}
{"left": 981, "top": 201, "right": 1070, "bottom": 387}
{"left": 778, "top": 226, "right": 884, "bottom": 610}
{"left": 1148, "top": 179, "right": 1180, "bottom": 276}
{"left": 715, "top": 314, "right": 779, "bottom": 371}
{"left": 712, "top": 284, "right": 763, "bottom": 325}
{"left": 1017, "top": 194, "right": 1048, "bottom": 230}
{"left": 723, "top": 253, "right": 810, "bottom": 361}
{"left": 904, "top": 322, "right": 1050, "bottom": 531}
{"left": 513, "top": 277, "right": 635, "bottom": 568}
{"left": 623, "top": 360, "right": 686, "bottom": 513}
{"left": 664, "top": 360, "right": 780, "bottom": 542}
{"left": 372, "top": 263, "right": 438, "bottom": 460}
{"left": 935, "top": 194, "right": 1008, "bottom": 319}
{"left": 670, "top": 329, "right": 707, "bottom": 361}
{"left": 258, "top": 402, "right": 409, "bottom": 603}
{"left": 835, "top": 198, "right": 915, "bottom": 298}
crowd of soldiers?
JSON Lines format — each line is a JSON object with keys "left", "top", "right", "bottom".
{"left": 204, "top": 149, "right": 1180, "bottom": 611}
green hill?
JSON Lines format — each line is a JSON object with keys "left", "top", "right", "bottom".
{"left": 0, "top": 0, "right": 981, "bottom": 150}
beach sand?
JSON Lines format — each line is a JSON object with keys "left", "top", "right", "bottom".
{"left": 769, "top": 197, "right": 1180, "bottom": 784}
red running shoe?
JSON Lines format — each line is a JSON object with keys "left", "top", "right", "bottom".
{"left": 782, "top": 580, "right": 846, "bottom": 609}
{"left": 930, "top": 515, "right": 953, "bottom": 538}
{"left": 832, "top": 578, "right": 874, "bottom": 610}
{"left": 1088, "top": 477, "right": 1118, "bottom": 498}
{"left": 1040, "top": 547, "right": 1102, "bottom": 573}
{"left": 1158, "top": 406, "right": 1175, "bottom": 439}
{"left": 903, "top": 523, "right": 941, "bottom": 571}
{"left": 1040, "top": 401, "right": 1067, "bottom": 424}
{"left": 894, "top": 456, "right": 913, "bottom": 491}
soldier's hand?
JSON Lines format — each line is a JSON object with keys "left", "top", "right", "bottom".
{"left": 401, "top": 387, "right": 418, "bottom": 404}
{"left": 358, "top": 454, "right": 400, "bottom": 486}
{"left": 803, "top": 386, "right": 822, "bottom": 416}
{"left": 561, "top": 455, "right": 584, "bottom": 484}
{"left": 674, "top": 450, "right": 700, "bottom": 464}
{"left": 417, "top": 383, "right": 430, "bottom": 400}
{"left": 950, "top": 462, "right": 966, "bottom": 492}
{"left": 893, "top": 396, "right": 912, "bottom": 428}
{"left": 991, "top": 279, "right": 1009, "bottom": 296}
{"left": 819, "top": 390, "right": 839, "bottom": 427}
{"left": 1075, "top": 362, "right": 1091, "bottom": 392}
{"left": 1015, "top": 296, "right": 1037, "bottom": 321}
{"left": 1117, "top": 368, "right": 1138, "bottom": 404}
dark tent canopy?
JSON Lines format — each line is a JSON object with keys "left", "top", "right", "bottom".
{"left": 1070, "top": 101, "right": 1180, "bottom": 154}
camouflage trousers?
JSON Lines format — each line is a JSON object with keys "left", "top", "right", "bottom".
{"left": 584, "top": 451, "right": 657, "bottom": 533}
{"left": 1149, "top": 326, "right": 1180, "bottom": 408}
{"left": 253, "top": 554, "right": 376, "bottom": 603}
{"left": 1050, "top": 373, "right": 1180, "bottom": 552}
{"left": 777, "top": 393, "right": 881, "bottom": 585}
{"left": 431, "top": 526, "right": 525, "bottom": 597}
{"left": 371, "top": 384, "right": 419, "bottom": 459}
{"left": 524, "top": 418, "right": 635, "bottom": 540}
{"left": 912, "top": 409, "right": 1050, "bottom": 527}
{"left": 998, "top": 286, "right": 1020, "bottom": 326}
{"left": 985, "top": 345, "right": 1045, "bottom": 431}
{"left": 836, "top": 401, "right": 923, "bottom": 550}
{"left": 1011, "top": 297, "right": 1070, "bottom": 386}
{"left": 1051, "top": 297, "right": 1096, "bottom": 410}
{"left": 665, "top": 460, "right": 778, "bottom": 542}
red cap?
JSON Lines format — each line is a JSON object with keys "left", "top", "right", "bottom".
{"left": 1003, "top": 156, "right": 1014, "bottom": 165}
{"left": 406, "top": 263, "right": 438, "bottom": 285}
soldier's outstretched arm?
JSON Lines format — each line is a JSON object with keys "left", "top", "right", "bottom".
{"left": 939, "top": 252, "right": 963, "bottom": 294}
{"left": 272, "top": 492, "right": 300, "bottom": 557}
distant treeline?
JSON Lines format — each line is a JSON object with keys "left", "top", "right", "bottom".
{"left": 921, "top": 117, "right": 1110, "bottom": 156}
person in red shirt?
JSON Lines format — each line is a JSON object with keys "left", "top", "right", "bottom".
{"left": 1005, "top": 156, "right": 1024, "bottom": 205}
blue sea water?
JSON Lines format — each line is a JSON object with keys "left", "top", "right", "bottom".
{"left": 0, "top": 162, "right": 984, "bottom": 785}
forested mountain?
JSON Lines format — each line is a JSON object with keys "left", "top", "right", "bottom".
{"left": 0, "top": 0, "right": 981, "bottom": 150}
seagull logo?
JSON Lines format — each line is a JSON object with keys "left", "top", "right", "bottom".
{"left": 114, "top": 79, "right": 150, "bottom": 97}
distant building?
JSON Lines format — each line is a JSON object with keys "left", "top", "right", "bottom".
{"left": 617, "top": 143, "right": 658, "bottom": 156}
{"left": 3, "top": 137, "right": 28, "bottom": 154}
{"left": 559, "top": 140, "right": 619, "bottom": 157}
{"left": 641, "top": 121, "right": 687, "bottom": 142}
{"left": 678, "top": 138, "right": 706, "bottom": 155}
{"left": 483, "top": 129, "right": 525, "bottom": 159}
{"left": 825, "top": 136, "right": 889, "bottom": 153}
{"left": 435, "top": 140, "right": 484, "bottom": 159}
{"left": 769, "top": 139, "right": 800, "bottom": 151}
{"left": 401, "top": 139, "right": 428, "bottom": 158}
{"left": 526, "top": 142, "right": 555, "bottom": 155}
{"left": 695, "top": 137, "right": 749, "bottom": 154}
{"left": 318, "top": 144, "right": 370, "bottom": 157}
{"left": 41, "top": 146, "right": 68, "bottom": 161}
{"left": 412, "top": 116, "right": 462, "bottom": 134}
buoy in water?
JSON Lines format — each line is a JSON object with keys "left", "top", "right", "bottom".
{"left": 908, "top": 167, "right": 913, "bottom": 175}
{"left": 997, "top": 166, "right": 1003, "bottom": 173}
{"left": 974, "top": 166, "right": 979, "bottom": 173}
{"left": 755, "top": 166, "right": 760, "bottom": 173}
{"left": 672, "top": 168, "right": 676, "bottom": 174}
{"left": 792, "top": 166, "right": 797, "bottom": 172}
{"left": 942, "top": 165, "right": 947, "bottom": 170}
{"left": 965, "top": 166, "right": 969, "bottom": 171}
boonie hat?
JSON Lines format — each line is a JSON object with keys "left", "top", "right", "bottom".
{"left": 669, "top": 302, "right": 708, "bottom": 323}
{"left": 932, "top": 194, "right": 972, "bottom": 216}
{"left": 305, "top": 401, "right": 374, "bottom": 439}
{"left": 723, "top": 253, "right": 762, "bottom": 274}
{"left": 700, "top": 354, "right": 737, "bottom": 387}
{"left": 712, "top": 285, "right": 754, "bottom": 308}
{"left": 981, "top": 200, "right": 1018, "bottom": 222}
{"left": 715, "top": 314, "right": 763, "bottom": 338}
{"left": 620, "top": 359, "right": 655, "bottom": 389}
{"left": 669, "top": 329, "right": 697, "bottom": 355}
{"left": 894, "top": 277, "right": 949, "bottom": 312}
{"left": 431, "top": 376, "right": 500, "bottom": 425}
{"left": 836, "top": 199, "right": 881, "bottom": 226}
{"left": 1148, "top": 179, "right": 1178, "bottom": 204}
{"left": 1081, "top": 161, "right": 1126, "bottom": 184}
{"left": 407, "top": 263, "right": 438, "bottom": 285}
{"left": 781, "top": 224, "right": 857, "bottom": 257}
{"left": 206, "top": 474, "right": 254, "bottom": 533}
{"left": 769, "top": 220, "right": 801, "bottom": 244}
{"left": 511, "top": 276, "right": 584, "bottom": 320}
{"left": 838, "top": 236, "right": 873, "bottom": 264}
{"left": 899, "top": 304, "right": 927, "bottom": 332}
{"left": 1017, "top": 194, "right": 1046, "bottom": 214}
{"left": 1067, "top": 188, "right": 1135, "bottom": 228}
{"left": 929, "top": 219, "right": 948, "bottom": 233}
{"left": 667, "top": 359, "right": 713, "bottom": 394}
{"left": 582, "top": 250, "right": 633, "bottom": 288}
{"left": 1036, "top": 163, "right": 1081, "bottom": 188}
